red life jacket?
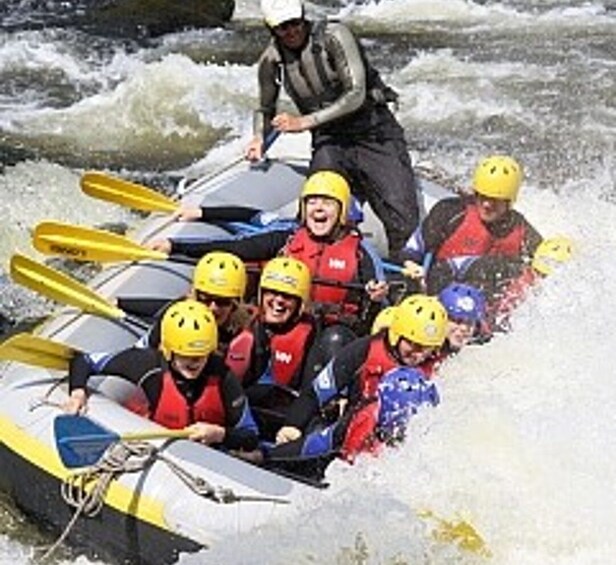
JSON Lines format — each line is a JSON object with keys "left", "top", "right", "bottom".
{"left": 340, "top": 401, "right": 382, "bottom": 462}
{"left": 340, "top": 335, "right": 412, "bottom": 462}
{"left": 150, "top": 371, "right": 226, "bottom": 429}
{"left": 284, "top": 227, "right": 361, "bottom": 313}
{"left": 225, "top": 329, "right": 254, "bottom": 382}
{"left": 357, "top": 334, "right": 400, "bottom": 400}
{"left": 437, "top": 204, "right": 526, "bottom": 260}
{"left": 225, "top": 317, "right": 315, "bottom": 388}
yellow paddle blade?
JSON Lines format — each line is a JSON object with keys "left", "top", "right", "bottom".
{"left": 33, "top": 221, "right": 169, "bottom": 263}
{"left": 0, "top": 332, "right": 77, "bottom": 370}
{"left": 81, "top": 171, "right": 179, "bottom": 214}
{"left": 10, "top": 254, "right": 126, "bottom": 320}
{"left": 418, "top": 509, "right": 491, "bottom": 557}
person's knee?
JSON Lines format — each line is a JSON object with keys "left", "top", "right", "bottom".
{"left": 310, "top": 145, "right": 347, "bottom": 177}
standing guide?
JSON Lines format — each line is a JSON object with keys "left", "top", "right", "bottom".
{"left": 246, "top": 0, "right": 420, "bottom": 262}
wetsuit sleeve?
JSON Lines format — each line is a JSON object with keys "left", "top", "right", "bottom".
{"left": 284, "top": 336, "right": 371, "bottom": 430}
{"left": 306, "top": 23, "right": 367, "bottom": 127}
{"left": 293, "top": 322, "right": 320, "bottom": 390}
{"left": 170, "top": 229, "right": 291, "bottom": 260}
{"left": 196, "top": 206, "right": 261, "bottom": 223}
{"left": 69, "top": 348, "right": 163, "bottom": 399}
{"left": 331, "top": 248, "right": 382, "bottom": 335}
{"left": 253, "top": 44, "right": 281, "bottom": 138}
{"left": 118, "top": 300, "right": 172, "bottom": 349}
{"left": 218, "top": 368, "right": 260, "bottom": 451}
{"left": 357, "top": 243, "right": 379, "bottom": 284}
{"left": 402, "top": 197, "right": 466, "bottom": 262}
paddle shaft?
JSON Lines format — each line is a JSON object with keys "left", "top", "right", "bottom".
{"left": 177, "top": 130, "right": 281, "bottom": 196}
{"left": 65, "top": 429, "right": 191, "bottom": 444}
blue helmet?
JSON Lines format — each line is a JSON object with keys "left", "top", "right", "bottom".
{"left": 438, "top": 283, "right": 486, "bottom": 324}
{"left": 377, "top": 367, "right": 439, "bottom": 436}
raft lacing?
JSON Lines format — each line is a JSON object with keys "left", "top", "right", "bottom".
{"left": 38, "top": 439, "right": 288, "bottom": 562}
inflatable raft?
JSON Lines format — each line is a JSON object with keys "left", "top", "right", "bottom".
{"left": 0, "top": 135, "right": 454, "bottom": 564}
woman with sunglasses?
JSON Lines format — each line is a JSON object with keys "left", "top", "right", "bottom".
{"left": 117, "top": 251, "right": 250, "bottom": 357}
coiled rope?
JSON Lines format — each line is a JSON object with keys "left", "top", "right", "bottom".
{"left": 38, "top": 440, "right": 288, "bottom": 562}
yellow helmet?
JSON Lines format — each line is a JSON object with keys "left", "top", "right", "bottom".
{"left": 531, "top": 236, "right": 573, "bottom": 276}
{"left": 371, "top": 306, "right": 398, "bottom": 335}
{"left": 260, "top": 257, "right": 311, "bottom": 304}
{"left": 388, "top": 294, "right": 448, "bottom": 348}
{"left": 473, "top": 155, "right": 523, "bottom": 202}
{"left": 193, "top": 251, "right": 247, "bottom": 299}
{"left": 300, "top": 170, "right": 351, "bottom": 225}
{"left": 160, "top": 299, "right": 218, "bottom": 360}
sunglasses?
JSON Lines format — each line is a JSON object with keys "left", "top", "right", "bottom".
{"left": 274, "top": 18, "right": 303, "bottom": 33}
{"left": 195, "top": 291, "right": 234, "bottom": 308}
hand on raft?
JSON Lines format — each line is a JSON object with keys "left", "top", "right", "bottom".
{"left": 276, "top": 425, "right": 302, "bottom": 445}
{"left": 402, "top": 260, "right": 425, "bottom": 279}
{"left": 63, "top": 388, "right": 88, "bottom": 415}
{"left": 172, "top": 206, "right": 203, "bottom": 222}
{"left": 187, "top": 422, "right": 226, "bottom": 445}
{"left": 146, "top": 239, "right": 172, "bottom": 253}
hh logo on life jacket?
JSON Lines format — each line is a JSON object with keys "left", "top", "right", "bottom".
{"left": 274, "top": 350, "right": 293, "bottom": 364}
{"left": 328, "top": 258, "right": 347, "bottom": 270}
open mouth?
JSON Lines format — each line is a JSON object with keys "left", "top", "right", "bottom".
{"left": 309, "top": 213, "right": 330, "bottom": 226}
{"left": 266, "top": 299, "right": 291, "bottom": 318}
{"left": 262, "top": 292, "right": 297, "bottom": 322}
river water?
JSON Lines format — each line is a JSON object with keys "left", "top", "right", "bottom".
{"left": 1, "top": 0, "right": 615, "bottom": 563}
